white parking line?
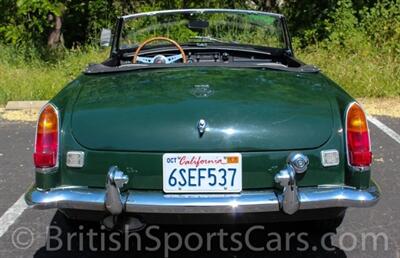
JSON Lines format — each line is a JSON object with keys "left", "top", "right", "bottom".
{"left": 0, "top": 194, "right": 27, "bottom": 239}
{"left": 368, "top": 116, "right": 400, "bottom": 145}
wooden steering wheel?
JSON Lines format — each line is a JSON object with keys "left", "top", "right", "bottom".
{"left": 132, "top": 36, "right": 187, "bottom": 64}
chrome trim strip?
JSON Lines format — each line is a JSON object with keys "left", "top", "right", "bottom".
{"left": 35, "top": 167, "right": 58, "bottom": 174}
{"left": 25, "top": 182, "right": 380, "bottom": 214}
{"left": 122, "top": 9, "right": 283, "bottom": 20}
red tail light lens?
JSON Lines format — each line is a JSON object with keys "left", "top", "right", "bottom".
{"left": 346, "top": 103, "right": 372, "bottom": 167}
{"left": 34, "top": 104, "right": 59, "bottom": 168}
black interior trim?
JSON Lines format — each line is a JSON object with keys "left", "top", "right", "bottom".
{"left": 85, "top": 61, "right": 319, "bottom": 75}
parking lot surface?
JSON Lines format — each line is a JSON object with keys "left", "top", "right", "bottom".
{"left": 0, "top": 116, "right": 399, "bottom": 258}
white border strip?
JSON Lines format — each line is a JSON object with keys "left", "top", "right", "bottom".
{"left": 368, "top": 116, "right": 400, "bottom": 145}
{"left": 0, "top": 194, "right": 27, "bottom": 238}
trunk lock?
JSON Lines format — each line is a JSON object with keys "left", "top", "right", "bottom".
{"left": 197, "top": 119, "right": 208, "bottom": 136}
{"left": 274, "top": 153, "right": 309, "bottom": 214}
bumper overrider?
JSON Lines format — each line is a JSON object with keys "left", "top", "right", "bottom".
{"left": 25, "top": 154, "right": 380, "bottom": 216}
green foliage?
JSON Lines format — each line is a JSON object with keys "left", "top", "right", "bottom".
{"left": 324, "top": 0, "right": 360, "bottom": 46}
{"left": 291, "top": 1, "right": 400, "bottom": 98}
{"left": 280, "top": 0, "right": 337, "bottom": 44}
{"left": 360, "top": 0, "right": 400, "bottom": 54}
{"left": 0, "top": 0, "right": 63, "bottom": 45}
{"left": 0, "top": 0, "right": 399, "bottom": 104}
{"left": 0, "top": 0, "right": 244, "bottom": 49}
{"left": 2, "top": 1, "right": 399, "bottom": 55}
{"left": 284, "top": 0, "right": 400, "bottom": 53}
{"left": 1, "top": 42, "right": 398, "bottom": 105}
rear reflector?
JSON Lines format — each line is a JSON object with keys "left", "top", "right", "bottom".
{"left": 321, "top": 149, "right": 340, "bottom": 167}
{"left": 66, "top": 151, "right": 85, "bottom": 168}
{"left": 34, "top": 104, "right": 59, "bottom": 168}
{"left": 346, "top": 103, "right": 372, "bottom": 167}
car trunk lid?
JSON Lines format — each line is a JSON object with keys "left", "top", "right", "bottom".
{"left": 71, "top": 68, "right": 333, "bottom": 152}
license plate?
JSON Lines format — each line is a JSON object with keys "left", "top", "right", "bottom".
{"left": 163, "top": 153, "right": 242, "bottom": 193}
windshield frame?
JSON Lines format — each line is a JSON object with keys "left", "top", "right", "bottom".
{"left": 111, "top": 9, "right": 293, "bottom": 57}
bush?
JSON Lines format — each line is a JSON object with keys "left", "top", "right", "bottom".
{"left": 293, "top": 0, "right": 400, "bottom": 98}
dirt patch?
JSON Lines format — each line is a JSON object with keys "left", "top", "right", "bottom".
{"left": 358, "top": 97, "right": 400, "bottom": 118}
{"left": 0, "top": 108, "right": 38, "bottom": 122}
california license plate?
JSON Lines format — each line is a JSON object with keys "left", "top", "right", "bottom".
{"left": 163, "top": 153, "right": 242, "bottom": 193}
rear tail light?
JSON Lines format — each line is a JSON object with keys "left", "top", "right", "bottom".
{"left": 346, "top": 102, "right": 372, "bottom": 167}
{"left": 34, "top": 104, "right": 59, "bottom": 168}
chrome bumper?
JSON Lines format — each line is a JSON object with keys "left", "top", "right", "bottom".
{"left": 25, "top": 182, "right": 380, "bottom": 214}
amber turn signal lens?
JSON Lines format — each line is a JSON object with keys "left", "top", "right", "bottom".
{"left": 34, "top": 104, "right": 59, "bottom": 168}
{"left": 346, "top": 103, "right": 372, "bottom": 167}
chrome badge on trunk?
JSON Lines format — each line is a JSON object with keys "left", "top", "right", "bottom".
{"left": 191, "top": 84, "right": 214, "bottom": 98}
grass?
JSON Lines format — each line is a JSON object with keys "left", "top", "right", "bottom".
{"left": 297, "top": 46, "right": 400, "bottom": 97}
{"left": 0, "top": 45, "right": 399, "bottom": 105}
{"left": 0, "top": 46, "right": 109, "bottom": 105}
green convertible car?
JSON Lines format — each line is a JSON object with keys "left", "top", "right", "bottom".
{"left": 25, "top": 9, "right": 380, "bottom": 231}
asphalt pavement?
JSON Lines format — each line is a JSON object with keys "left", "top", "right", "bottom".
{"left": 0, "top": 116, "right": 399, "bottom": 258}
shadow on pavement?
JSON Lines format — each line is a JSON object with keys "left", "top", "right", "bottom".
{"left": 34, "top": 211, "right": 347, "bottom": 258}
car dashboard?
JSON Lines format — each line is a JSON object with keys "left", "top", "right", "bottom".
{"left": 119, "top": 48, "right": 285, "bottom": 66}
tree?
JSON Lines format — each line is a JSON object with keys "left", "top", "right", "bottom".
{"left": 47, "top": 4, "right": 65, "bottom": 48}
